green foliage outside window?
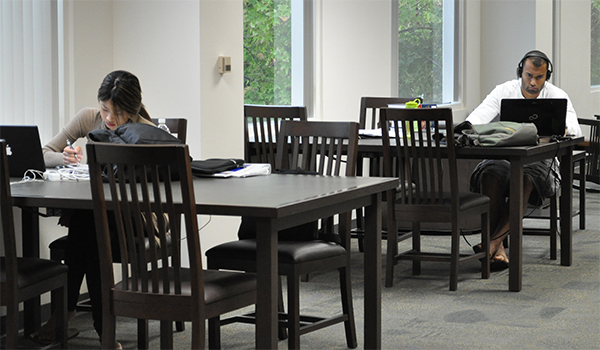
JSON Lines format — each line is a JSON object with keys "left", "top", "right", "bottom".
{"left": 592, "top": 0, "right": 600, "bottom": 86}
{"left": 244, "top": 0, "right": 292, "bottom": 105}
{"left": 398, "top": 0, "right": 444, "bottom": 103}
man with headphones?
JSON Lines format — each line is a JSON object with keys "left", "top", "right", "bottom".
{"left": 465, "top": 50, "right": 582, "bottom": 271}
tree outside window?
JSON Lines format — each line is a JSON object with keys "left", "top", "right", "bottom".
{"left": 592, "top": 0, "right": 600, "bottom": 87}
{"left": 244, "top": 0, "right": 292, "bottom": 105}
{"left": 398, "top": 0, "right": 455, "bottom": 104}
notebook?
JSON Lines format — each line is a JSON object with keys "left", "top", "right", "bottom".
{"left": 0, "top": 125, "right": 46, "bottom": 177}
{"left": 500, "top": 98, "right": 567, "bottom": 137}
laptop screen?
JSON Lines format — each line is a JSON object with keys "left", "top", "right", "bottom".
{"left": 500, "top": 98, "right": 567, "bottom": 137}
{"left": 0, "top": 125, "right": 46, "bottom": 178}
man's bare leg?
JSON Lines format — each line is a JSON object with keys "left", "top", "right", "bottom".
{"left": 477, "top": 173, "right": 535, "bottom": 262}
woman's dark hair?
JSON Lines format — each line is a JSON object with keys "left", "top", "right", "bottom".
{"left": 97, "top": 70, "right": 151, "bottom": 122}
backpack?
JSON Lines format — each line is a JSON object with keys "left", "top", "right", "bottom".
{"left": 455, "top": 121, "right": 539, "bottom": 147}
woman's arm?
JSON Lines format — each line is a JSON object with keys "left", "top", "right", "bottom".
{"left": 43, "top": 108, "right": 102, "bottom": 167}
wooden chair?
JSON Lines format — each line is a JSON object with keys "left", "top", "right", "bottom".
{"left": 380, "top": 108, "right": 491, "bottom": 291}
{"left": 244, "top": 105, "right": 307, "bottom": 166}
{"left": 206, "top": 120, "right": 359, "bottom": 349}
{"left": 48, "top": 117, "right": 188, "bottom": 331}
{"left": 151, "top": 118, "right": 188, "bottom": 143}
{"left": 358, "top": 97, "right": 416, "bottom": 130}
{"left": 523, "top": 119, "right": 596, "bottom": 258}
{"left": 1, "top": 139, "right": 69, "bottom": 350}
{"left": 354, "top": 97, "right": 417, "bottom": 252}
{"left": 576, "top": 117, "right": 600, "bottom": 185}
{"left": 86, "top": 142, "right": 256, "bottom": 349}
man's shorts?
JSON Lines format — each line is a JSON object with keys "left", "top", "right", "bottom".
{"left": 469, "top": 158, "right": 560, "bottom": 207}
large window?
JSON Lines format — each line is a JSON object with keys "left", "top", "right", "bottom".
{"left": 397, "top": 0, "right": 458, "bottom": 104}
{"left": 243, "top": 0, "right": 307, "bottom": 106}
{"left": 592, "top": 0, "right": 600, "bottom": 87}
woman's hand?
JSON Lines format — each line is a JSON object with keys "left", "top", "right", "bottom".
{"left": 62, "top": 145, "right": 82, "bottom": 164}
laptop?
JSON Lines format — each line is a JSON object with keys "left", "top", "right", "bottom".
{"left": 0, "top": 125, "right": 46, "bottom": 177}
{"left": 500, "top": 98, "right": 567, "bottom": 137}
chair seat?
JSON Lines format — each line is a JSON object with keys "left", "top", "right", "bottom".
{"left": 395, "top": 192, "right": 490, "bottom": 212}
{"left": 206, "top": 239, "right": 346, "bottom": 264}
{"left": 1, "top": 257, "right": 68, "bottom": 289}
{"left": 114, "top": 268, "right": 256, "bottom": 306}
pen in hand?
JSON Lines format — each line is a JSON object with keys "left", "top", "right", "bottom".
{"left": 66, "top": 140, "right": 80, "bottom": 162}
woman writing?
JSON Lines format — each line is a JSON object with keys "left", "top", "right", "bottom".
{"left": 32, "top": 70, "right": 155, "bottom": 349}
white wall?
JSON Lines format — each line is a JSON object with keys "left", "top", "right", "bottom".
{"left": 480, "top": 0, "right": 537, "bottom": 97}
{"left": 318, "top": 0, "right": 394, "bottom": 122}
{"left": 197, "top": 0, "right": 245, "bottom": 252}
{"left": 555, "top": 0, "right": 599, "bottom": 120}
{"left": 476, "top": 0, "right": 599, "bottom": 121}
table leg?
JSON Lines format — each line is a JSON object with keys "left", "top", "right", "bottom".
{"left": 363, "top": 192, "right": 382, "bottom": 349}
{"left": 560, "top": 150, "right": 574, "bottom": 266}
{"left": 255, "top": 218, "right": 278, "bottom": 349}
{"left": 508, "top": 159, "right": 523, "bottom": 292}
{"left": 21, "top": 207, "right": 41, "bottom": 335}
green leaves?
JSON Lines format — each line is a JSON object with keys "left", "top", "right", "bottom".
{"left": 398, "top": 0, "right": 444, "bottom": 103}
{"left": 592, "top": 0, "right": 600, "bottom": 86}
{"left": 244, "top": 0, "right": 292, "bottom": 105}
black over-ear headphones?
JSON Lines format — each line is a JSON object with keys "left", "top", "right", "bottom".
{"left": 516, "top": 50, "right": 553, "bottom": 80}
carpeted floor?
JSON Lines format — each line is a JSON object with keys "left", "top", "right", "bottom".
{"left": 14, "top": 185, "right": 600, "bottom": 350}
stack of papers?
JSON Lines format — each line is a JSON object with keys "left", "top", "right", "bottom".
{"left": 358, "top": 128, "right": 397, "bottom": 138}
{"left": 210, "top": 163, "right": 272, "bottom": 178}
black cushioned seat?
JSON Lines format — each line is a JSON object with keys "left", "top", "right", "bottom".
{"left": 207, "top": 239, "right": 346, "bottom": 266}
{"left": 1, "top": 257, "right": 68, "bottom": 289}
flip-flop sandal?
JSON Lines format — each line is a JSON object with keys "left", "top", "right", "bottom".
{"left": 30, "top": 327, "right": 79, "bottom": 345}
{"left": 490, "top": 258, "right": 509, "bottom": 271}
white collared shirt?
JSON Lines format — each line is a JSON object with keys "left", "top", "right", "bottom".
{"left": 466, "top": 79, "right": 582, "bottom": 137}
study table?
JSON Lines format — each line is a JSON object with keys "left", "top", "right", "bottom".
{"left": 10, "top": 174, "right": 398, "bottom": 349}
{"left": 357, "top": 136, "right": 584, "bottom": 292}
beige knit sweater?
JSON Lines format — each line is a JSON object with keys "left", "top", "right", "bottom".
{"left": 43, "top": 108, "right": 155, "bottom": 168}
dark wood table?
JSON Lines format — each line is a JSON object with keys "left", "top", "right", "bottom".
{"left": 11, "top": 174, "right": 398, "bottom": 349}
{"left": 357, "top": 136, "right": 583, "bottom": 292}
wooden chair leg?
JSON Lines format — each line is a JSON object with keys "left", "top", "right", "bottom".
{"left": 385, "top": 195, "right": 397, "bottom": 288}
{"left": 101, "top": 313, "right": 117, "bottom": 350}
{"left": 5, "top": 299, "right": 18, "bottom": 350}
{"left": 190, "top": 319, "right": 203, "bottom": 350}
{"left": 339, "top": 267, "right": 357, "bottom": 348}
{"left": 449, "top": 226, "right": 460, "bottom": 291}
{"left": 137, "top": 319, "right": 149, "bottom": 349}
{"left": 287, "top": 273, "right": 301, "bottom": 350}
{"left": 550, "top": 193, "right": 558, "bottom": 260}
{"left": 208, "top": 316, "right": 221, "bottom": 349}
{"left": 277, "top": 277, "right": 288, "bottom": 340}
{"left": 160, "top": 320, "right": 173, "bottom": 350}
{"left": 578, "top": 157, "right": 586, "bottom": 230}
{"left": 412, "top": 222, "right": 421, "bottom": 276}
{"left": 52, "top": 284, "right": 68, "bottom": 349}
{"left": 481, "top": 212, "right": 491, "bottom": 279}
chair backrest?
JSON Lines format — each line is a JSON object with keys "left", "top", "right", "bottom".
{"left": 380, "top": 108, "right": 457, "bottom": 207}
{"left": 1, "top": 139, "right": 18, "bottom": 293}
{"left": 151, "top": 118, "right": 188, "bottom": 143}
{"left": 359, "top": 97, "right": 416, "bottom": 129}
{"left": 275, "top": 120, "right": 359, "bottom": 177}
{"left": 578, "top": 118, "right": 600, "bottom": 182}
{"left": 87, "top": 143, "right": 202, "bottom": 306}
{"left": 244, "top": 105, "right": 307, "bottom": 166}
